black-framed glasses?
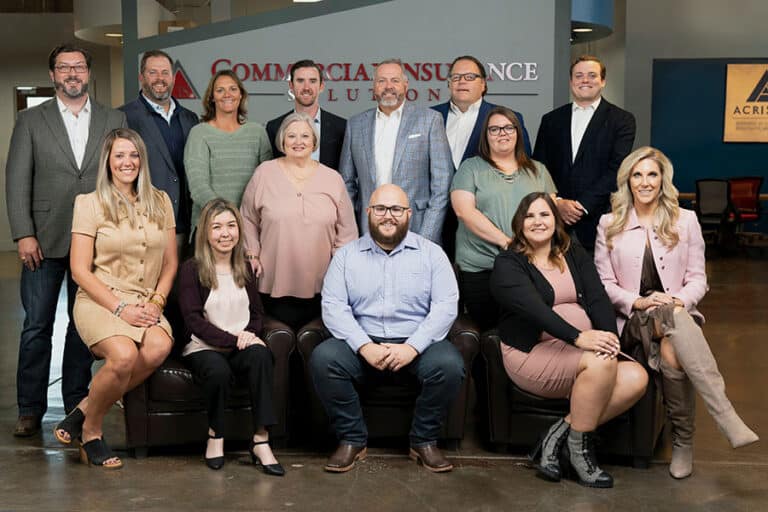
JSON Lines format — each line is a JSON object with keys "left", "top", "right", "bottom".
{"left": 370, "top": 204, "right": 410, "bottom": 217}
{"left": 487, "top": 124, "right": 517, "bottom": 136}
{"left": 449, "top": 73, "right": 482, "bottom": 82}
{"left": 54, "top": 64, "right": 88, "bottom": 74}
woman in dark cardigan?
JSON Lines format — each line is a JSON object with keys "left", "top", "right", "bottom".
{"left": 490, "top": 192, "right": 647, "bottom": 488}
{"left": 178, "top": 198, "right": 284, "bottom": 476}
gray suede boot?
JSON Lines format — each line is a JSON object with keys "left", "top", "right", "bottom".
{"left": 666, "top": 309, "right": 758, "bottom": 449}
{"left": 565, "top": 429, "right": 613, "bottom": 488}
{"left": 660, "top": 360, "right": 695, "bottom": 479}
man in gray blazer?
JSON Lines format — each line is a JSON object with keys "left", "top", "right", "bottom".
{"left": 120, "top": 49, "right": 198, "bottom": 249}
{"left": 5, "top": 44, "right": 126, "bottom": 437}
{"left": 339, "top": 59, "right": 453, "bottom": 244}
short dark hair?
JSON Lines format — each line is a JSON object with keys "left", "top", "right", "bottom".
{"left": 570, "top": 55, "right": 606, "bottom": 80}
{"left": 449, "top": 55, "right": 487, "bottom": 95}
{"left": 48, "top": 44, "right": 92, "bottom": 71}
{"left": 289, "top": 59, "right": 323, "bottom": 83}
{"left": 140, "top": 50, "right": 173, "bottom": 74}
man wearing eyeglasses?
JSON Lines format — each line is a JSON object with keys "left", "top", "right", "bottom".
{"left": 339, "top": 58, "right": 453, "bottom": 245}
{"left": 533, "top": 55, "right": 636, "bottom": 251}
{"left": 6, "top": 44, "right": 126, "bottom": 437}
{"left": 311, "top": 184, "right": 463, "bottom": 474}
{"left": 433, "top": 55, "right": 532, "bottom": 169}
{"left": 120, "top": 50, "right": 199, "bottom": 253}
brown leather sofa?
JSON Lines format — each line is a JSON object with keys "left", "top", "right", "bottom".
{"left": 123, "top": 317, "right": 295, "bottom": 457}
{"left": 480, "top": 330, "right": 665, "bottom": 467}
{"left": 295, "top": 315, "right": 480, "bottom": 450}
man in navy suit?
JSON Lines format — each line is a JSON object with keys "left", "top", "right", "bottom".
{"left": 432, "top": 55, "right": 531, "bottom": 255}
{"left": 533, "top": 55, "right": 636, "bottom": 250}
{"left": 120, "top": 49, "right": 199, "bottom": 249}
{"left": 266, "top": 59, "right": 346, "bottom": 171}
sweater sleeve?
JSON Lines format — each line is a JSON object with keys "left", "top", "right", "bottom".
{"left": 178, "top": 260, "right": 238, "bottom": 349}
{"left": 243, "top": 269, "right": 265, "bottom": 336}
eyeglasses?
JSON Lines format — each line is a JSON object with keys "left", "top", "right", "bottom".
{"left": 370, "top": 205, "right": 410, "bottom": 217}
{"left": 487, "top": 125, "right": 517, "bottom": 136}
{"left": 449, "top": 72, "right": 482, "bottom": 82}
{"left": 54, "top": 64, "right": 88, "bottom": 74}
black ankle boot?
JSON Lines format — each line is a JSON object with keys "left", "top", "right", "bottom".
{"left": 564, "top": 430, "right": 613, "bottom": 488}
{"left": 529, "top": 418, "right": 569, "bottom": 481}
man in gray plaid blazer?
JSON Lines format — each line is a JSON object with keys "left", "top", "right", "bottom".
{"left": 339, "top": 59, "right": 454, "bottom": 245}
{"left": 5, "top": 44, "right": 126, "bottom": 437}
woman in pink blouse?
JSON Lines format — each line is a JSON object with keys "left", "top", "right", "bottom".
{"left": 595, "top": 146, "right": 758, "bottom": 479}
{"left": 240, "top": 112, "right": 358, "bottom": 330}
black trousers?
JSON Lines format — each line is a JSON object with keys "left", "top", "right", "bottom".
{"left": 184, "top": 345, "right": 276, "bottom": 435}
{"left": 260, "top": 293, "right": 321, "bottom": 331}
{"left": 458, "top": 269, "right": 500, "bottom": 332}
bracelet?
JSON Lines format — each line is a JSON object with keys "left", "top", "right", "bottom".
{"left": 149, "top": 292, "right": 167, "bottom": 308}
{"left": 148, "top": 297, "right": 165, "bottom": 310}
{"left": 113, "top": 301, "right": 127, "bottom": 318}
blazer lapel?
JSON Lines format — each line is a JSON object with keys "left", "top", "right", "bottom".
{"left": 363, "top": 109, "right": 377, "bottom": 184}
{"left": 139, "top": 101, "right": 176, "bottom": 173}
{"left": 319, "top": 109, "right": 331, "bottom": 163}
{"left": 81, "top": 101, "right": 107, "bottom": 174}
{"left": 573, "top": 100, "right": 608, "bottom": 164}
{"left": 391, "top": 102, "right": 415, "bottom": 177}
{"left": 463, "top": 100, "right": 491, "bottom": 162}
{"left": 561, "top": 106, "right": 574, "bottom": 168}
{"left": 41, "top": 99, "right": 78, "bottom": 172}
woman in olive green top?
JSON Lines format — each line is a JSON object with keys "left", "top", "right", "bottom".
{"left": 451, "top": 106, "right": 556, "bottom": 330}
{"left": 185, "top": 69, "right": 272, "bottom": 231}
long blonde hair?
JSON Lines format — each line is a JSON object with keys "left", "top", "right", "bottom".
{"left": 95, "top": 128, "right": 167, "bottom": 227}
{"left": 193, "top": 198, "right": 251, "bottom": 290}
{"left": 604, "top": 146, "right": 680, "bottom": 250}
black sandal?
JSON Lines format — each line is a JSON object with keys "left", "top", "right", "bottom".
{"left": 249, "top": 439, "right": 285, "bottom": 476}
{"left": 53, "top": 408, "right": 85, "bottom": 445}
{"left": 79, "top": 437, "right": 123, "bottom": 469}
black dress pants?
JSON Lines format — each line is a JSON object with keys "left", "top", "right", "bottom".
{"left": 184, "top": 345, "right": 276, "bottom": 435}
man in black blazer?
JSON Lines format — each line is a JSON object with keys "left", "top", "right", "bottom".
{"left": 120, "top": 50, "right": 199, "bottom": 247}
{"left": 6, "top": 44, "right": 126, "bottom": 436}
{"left": 533, "top": 55, "right": 636, "bottom": 250}
{"left": 266, "top": 59, "right": 346, "bottom": 170}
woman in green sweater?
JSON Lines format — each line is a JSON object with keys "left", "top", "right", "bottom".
{"left": 184, "top": 69, "right": 272, "bottom": 231}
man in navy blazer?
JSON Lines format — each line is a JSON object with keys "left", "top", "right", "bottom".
{"left": 266, "top": 59, "right": 346, "bottom": 171}
{"left": 432, "top": 55, "right": 531, "bottom": 168}
{"left": 120, "top": 50, "right": 199, "bottom": 246}
{"left": 339, "top": 59, "right": 453, "bottom": 244}
{"left": 533, "top": 55, "right": 636, "bottom": 250}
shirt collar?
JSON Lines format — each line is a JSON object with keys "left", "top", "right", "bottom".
{"left": 449, "top": 98, "right": 482, "bottom": 116}
{"left": 376, "top": 101, "right": 406, "bottom": 120}
{"left": 572, "top": 96, "right": 601, "bottom": 112}
{"left": 141, "top": 91, "right": 176, "bottom": 116}
{"left": 57, "top": 96, "right": 91, "bottom": 114}
{"left": 360, "top": 230, "right": 419, "bottom": 254}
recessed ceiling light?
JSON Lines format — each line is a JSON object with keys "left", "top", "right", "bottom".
{"left": 105, "top": 33, "right": 123, "bottom": 38}
{"left": 293, "top": 0, "right": 322, "bottom": 3}
{"left": 572, "top": 28, "right": 593, "bottom": 33}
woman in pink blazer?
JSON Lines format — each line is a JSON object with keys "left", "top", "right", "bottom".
{"left": 594, "top": 146, "right": 758, "bottom": 479}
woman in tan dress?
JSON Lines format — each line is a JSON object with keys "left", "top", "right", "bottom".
{"left": 55, "top": 128, "right": 177, "bottom": 469}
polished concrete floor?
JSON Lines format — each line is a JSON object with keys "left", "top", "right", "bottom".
{"left": 0, "top": 251, "right": 766, "bottom": 511}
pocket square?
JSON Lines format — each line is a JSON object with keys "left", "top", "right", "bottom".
{"left": 407, "top": 133, "right": 422, "bottom": 139}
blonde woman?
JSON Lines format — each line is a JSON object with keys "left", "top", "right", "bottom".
{"left": 595, "top": 146, "right": 758, "bottom": 479}
{"left": 178, "top": 199, "right": 283, "bottom": 475}
{"left": 60, "top": 128, "right": 177, "bottom": 469}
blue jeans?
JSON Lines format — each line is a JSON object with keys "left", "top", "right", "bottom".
{"left": 310, "top": 337, "right": 464, "bottom": 446}
{"left": 17, "top": 257, "right": 93, "bottom": 417}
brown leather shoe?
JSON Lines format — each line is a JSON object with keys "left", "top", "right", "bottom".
{"left": 409, "top": 444, "right": 453, "bottom": 472}
{"left": 325, "top": 444, "right": 367, "bottom": 473}
{"left": 13, "top": 415, "right": 41, "bottom": 437}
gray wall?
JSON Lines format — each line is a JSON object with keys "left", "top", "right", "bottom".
{"left": 625, "top": 0, "right": 768, "bottom": 147}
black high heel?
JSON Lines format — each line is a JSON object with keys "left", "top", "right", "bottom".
{"left": 250, "top": 439, "right": 285, "bottom": 476}
{"left": 205, "top": 434, "right": 225, "bottom": 470}
{"left": 54, "top": 407, "right": 85, "bottom": 445}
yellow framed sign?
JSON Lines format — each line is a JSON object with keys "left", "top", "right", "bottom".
{"left": 724, "top": 63, "right": 768, "bottom": 142}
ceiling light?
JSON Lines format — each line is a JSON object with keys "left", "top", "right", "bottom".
{"left": 105, "top": 33, "right": 123, "bottom": 38}
{"left": 572, "top": 28, "right": 593, "bottom": 33}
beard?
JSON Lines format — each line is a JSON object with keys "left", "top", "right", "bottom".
{"left": 142, "top": 80, "right": 171, "bottom": 102}
{"left": 376, "top": 91, "right": 404, "bottom": 109}
{"left": 368, "top": 215, "right": 409, "bottom": 248}
{"left": 54, "top": 77, "right": 88, "bottom": 100}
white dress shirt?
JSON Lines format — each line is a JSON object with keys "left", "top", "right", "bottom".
{"left": 446, "top": 99, "right": 482, "bottom": 169}
{"left": 374, "top": 102, "right": 405, "bottom": 187}
{"left": 308, "top": 108, "right": 322, "bottom": 162}
{"left": 57, "top": 96, "right": 91, "bottom": 169}
{"left": 141, "top": 92, "right": 177, "bottom": 124}
{"left": 571, "top": 97, "right": 601, "bottom": 163}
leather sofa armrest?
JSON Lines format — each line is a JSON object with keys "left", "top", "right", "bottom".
{"left": 448, "top": 313, "right": 480, "bottom": 365}
{"left": 262, "top": 315, "right": 295, "bottom": 361}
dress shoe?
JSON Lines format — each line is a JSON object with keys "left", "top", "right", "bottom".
{"left": 325, "top": 443, "right": 367, "bottom": 473}
{"left": 250, "top": 439, "right": 285, "bottom": 477}
{"left": 409, "top": 444, "right": 453, "bottom": 473}
{"left": 13, "top": 415, "right": 41, "bottom": 437}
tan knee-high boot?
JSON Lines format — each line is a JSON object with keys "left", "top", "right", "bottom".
{"left": 665, "top": 309, "right": 758, "bottom": 448}
{"left": 660, "top": 360, "right": 695, "bottom": 478}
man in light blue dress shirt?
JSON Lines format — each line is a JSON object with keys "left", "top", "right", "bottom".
{"left": 311, "top": 184, "right": 464, "bottom": 474}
